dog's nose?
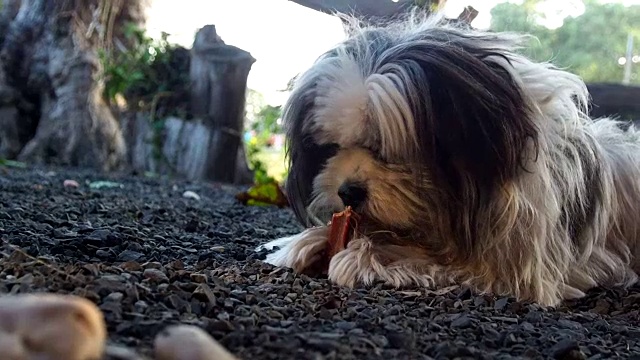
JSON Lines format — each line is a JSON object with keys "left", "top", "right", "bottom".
{"left": 338, "top": 182, "right": 367, "bottom": 208}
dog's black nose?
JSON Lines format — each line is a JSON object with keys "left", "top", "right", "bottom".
{"left": 338, "top": 182, "right": 367, "bottom": 208}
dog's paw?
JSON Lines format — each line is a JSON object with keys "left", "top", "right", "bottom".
{"left": 0, "top": 293, "right": 106, "bottom": 360}
{"left": 328, "top": 238, "right": 437, "bottom": 288}
{"left": 255, "top": 234, "right": 299, "bottom": 253}
{"left": 258, "top": 227, "right": 329, "bottom": 273}
{"left": 561, "top": 284, "right": 587, "bottom": 301}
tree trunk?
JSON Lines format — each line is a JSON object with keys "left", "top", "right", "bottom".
{"left": 190, "top": 25, "right": 256, "bottom": 184}
{"left": 0, "top": 0, "right": 144, "bottom": 170}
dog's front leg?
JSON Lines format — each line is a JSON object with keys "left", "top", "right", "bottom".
{"left": 328, "top": 237, "right": 450, "bottom": 289}
{"left": 257, "top": 226, "right": 329, "bottom": 274}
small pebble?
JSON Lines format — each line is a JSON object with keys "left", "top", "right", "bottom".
{"left": 134, "top": 301, "right": 149, "bottom": 313}
{"left": 451, "top": 314, "right": 472, "bottom": 329}
{"left": 143, "top": 268, "right": 169, "bottom": 283}
{"left": 558, "top": 319, "right": 583, "bottom": 330}
{"left": 190, "top": 273, "right": 208, "bottom": 283}
{"left": 494, "top": 297, "right": 509, "bottom": 311}
{"left": 63, "top": 179, "right": 79, "bottom": 188}
{"left": 182, "top": 191, "right": 201, "bottom": 201}
{"left": 143, "top": 261, "right": 163, "bottom": 270}
{"left": 104, "top": 292, "right": 123, "bottom": 303}
{"left": 551, "top": 339, "right": 585, "bottom": 359}
{"left": 95, "top": 249, "right": 110, "bottom": 258}
{"left": 118, "top": 250, "right": 144, "bottom": 262}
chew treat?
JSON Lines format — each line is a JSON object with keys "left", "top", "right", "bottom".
{"left": 0, "top": 293, "right": 106, "bottom": 360}
{"left": 326, "top": 206, "right": 360, "bottom": 259}
{"left": 155, "top": 325, "right": 239, "bottom": 360}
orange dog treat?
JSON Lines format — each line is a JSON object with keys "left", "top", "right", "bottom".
{"left": 326, "top": 206, "right": 360, "bottom": 259}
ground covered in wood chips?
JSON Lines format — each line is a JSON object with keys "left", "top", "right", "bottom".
{"left": 1, "top": 166, "right": 639, "bottom": 360}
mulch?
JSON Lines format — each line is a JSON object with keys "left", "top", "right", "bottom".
{"left": 1, "top": 165, "right": 639, "bottom": 360}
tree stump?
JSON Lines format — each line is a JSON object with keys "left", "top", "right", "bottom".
{"left": 190, "top": 25, "right": 256, "bottom": 184}
{"left": 0, "top": 0, "right": 142, "bottom": 170}
{"left": 119, "top": 25, "right": 255, "bottom": 185}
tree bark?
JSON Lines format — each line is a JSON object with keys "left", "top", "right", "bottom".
{"left": 0, "top": 0, "right": 144, "bottom": 170}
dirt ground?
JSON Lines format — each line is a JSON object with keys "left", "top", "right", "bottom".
{"left": 1, "top": 165, "right": 639, "bottom": 359}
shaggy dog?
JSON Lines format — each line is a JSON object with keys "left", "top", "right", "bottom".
{"left": 256, "top": 12, "right": 640, "bottom": 306}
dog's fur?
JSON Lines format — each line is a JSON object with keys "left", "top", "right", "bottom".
{"left": 256, "top": 12, "right": 640, "bottom": 306}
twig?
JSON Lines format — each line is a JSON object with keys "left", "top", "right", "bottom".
{"left": 105, "top": 0, "right": 123, "bottom": 54}
{"left": 149, "top": 91, "right": 174, "bottom": 124}
{"left": 1, "top": 240, "right": 83, "bottom": 283}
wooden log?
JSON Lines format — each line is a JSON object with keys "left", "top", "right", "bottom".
{"left": 189, "top": 25, "right": 256, "bottom": 184}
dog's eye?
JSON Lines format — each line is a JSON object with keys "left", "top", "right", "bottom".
{"left": 317, "top": 143, "right": 340, "bottom": 159}
{"left": 365, "top": 146, "right": 385, "bottom": 162}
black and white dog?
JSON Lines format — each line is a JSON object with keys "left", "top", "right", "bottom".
{"left": 257, "top": 12, "right": 639, "bottom": 306}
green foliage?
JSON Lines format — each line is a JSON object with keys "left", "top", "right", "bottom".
{"left": 251, "top": 105, "right": 283, "bottom": 140}
{"left": 414, "top": 0, "right": 441, "bottom": 12}
{"left": 238, "top": 99, "right": 289, "bottom": 207}
{"left": 236, "top": 181, "right": 289, "bottom": 207}
{"left": 99, "top": 23, "right": 190, "bottom": 116}
{"left": 490, "top": 0, "right": 640, "bottom": 84}
{"left": 0, "top": 158, "right": 26, "bottom": 168}
{"left": 99, "top": 23, "right": 190, "bottom": 165}
{"left": 246, "top": 142, "right": 274, "bottom": 185}
{"left": 245, "top": 104, "right": 284, "bottom": 185}
{"left": 99, "top": 23, "right": 155, "bottom": 104}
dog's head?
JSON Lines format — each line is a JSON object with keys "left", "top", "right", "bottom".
{"left": 282, "top": 12, "right": 588, "bottom": 261}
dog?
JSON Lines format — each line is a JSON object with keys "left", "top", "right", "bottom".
{"left": 256, "top": 11, "right": 640, "bottom": 307}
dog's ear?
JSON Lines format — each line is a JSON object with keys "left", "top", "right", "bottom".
{"left": 403, "top": 34, "right": 539, "bottom": 195}
{"left": 283, "top": 81, "right": 339, "bottom": 227}
{"left": 285, "top": 139, "right": 339, "bottom": 227}
{"left": 388, "top": 30, "right": 540, "bottom": 258}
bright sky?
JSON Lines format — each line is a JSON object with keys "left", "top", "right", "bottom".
{"left": 145, "top": 0, "right": 640, "bottom": 106}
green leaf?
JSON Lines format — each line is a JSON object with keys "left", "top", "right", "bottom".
{"left": 0, "top": 158, "right": 27, "bottom": 168}
{"left": 130, "top": 71, "right": 145, "bottom": 81}
{"left": 235, "top": 180, "right": 288, "bottom": 207}
{"left": 88, "top": 181, "right": 124, "bottom": 189}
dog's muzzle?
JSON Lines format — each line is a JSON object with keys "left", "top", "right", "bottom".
{"left": 338, "top": 181, "right": 368, "bottom": 209}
